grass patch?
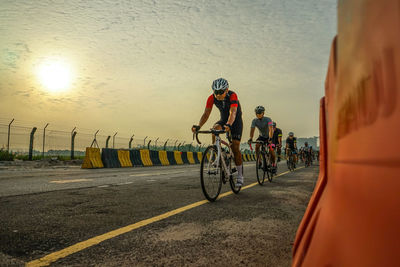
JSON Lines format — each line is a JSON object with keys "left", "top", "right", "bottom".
{"left": 0, "top": 149, "right": 15, "bottom": 161}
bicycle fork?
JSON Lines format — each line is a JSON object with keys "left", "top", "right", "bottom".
{"left": 207, "top": 139, "right": 231, "bottom": 178}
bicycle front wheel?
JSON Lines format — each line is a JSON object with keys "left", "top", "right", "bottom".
{"left": 256, "top": 153, "right": 266, "bottom": 185}
{"left": 288, "top": 156, "right": 294, "bottom": 171}
{"left": 200, "top": 145, "right": 222, "bottom": 202}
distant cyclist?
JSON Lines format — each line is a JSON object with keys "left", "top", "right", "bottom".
{"left": 304, "top": 142, "right": 313, "bottom": 165}
{"left": 192, "top": 78, "right": 244, "bottom": 186}
{"left": 285, "top": 132, "right": 297, "bottom": 167}
{"left": 299, "top": 146, "right": 304, "bottom": 162}
{"left": 247, "top": 106, "right": 276, "bottom": 171}
{"left": 272, "top": 122, "right": 283, "bottom": 162}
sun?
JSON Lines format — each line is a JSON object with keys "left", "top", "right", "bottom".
{"left": 36, "top": 58, "right": 72, "bottom": 92}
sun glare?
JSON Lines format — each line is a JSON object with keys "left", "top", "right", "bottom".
{"left": 37, "top": 58, "right": 72, "bottom": 92}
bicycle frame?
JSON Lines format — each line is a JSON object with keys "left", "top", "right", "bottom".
{"left": 250, "top": 141, "right": 272, "bottom": 162}
{"left": 209, "top": 135, "right": 233, "bottom": 178}
{"left": 194, "top": 129, "right": 233, "bottom": 179}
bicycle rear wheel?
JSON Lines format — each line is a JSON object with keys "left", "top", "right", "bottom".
{"left": 200, "top": 145, "right": 222, "bottom": 202}
{"left": 256, "top": 153, "right": 266, "bottom": 185}
{"left": 229, "top": 161, "right": 241, "bottom": 194}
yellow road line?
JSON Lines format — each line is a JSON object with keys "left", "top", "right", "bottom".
{"left": 49, "top": 179, "right": 93, "bottom": 184}
{"left": 27, "top": 166, "right": 305, "bottom": 267}
{"left": 129, "top": 170, "right": 196, "bottom": 177}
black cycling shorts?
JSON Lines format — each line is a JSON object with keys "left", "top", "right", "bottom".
{"left": 257, "top": 136, "right": 276, "bottom": 150}
{"left": 215, "top": 117, "right": 243, "bottom": 141}
{"left": 256, "top": 136, "right": 269, "bottom": 143}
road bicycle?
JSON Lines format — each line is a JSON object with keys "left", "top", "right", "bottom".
{"left": 194, "top": 129, "right": 241, "bottom": 202}
{"left": 286, "top": 149, "right": 296, "bottom": 171}
{"left": 249, "top": 141, "right": 275, "bottom": 185}
{"left": 305, "top": 150, "right": 312, "bottom": 167}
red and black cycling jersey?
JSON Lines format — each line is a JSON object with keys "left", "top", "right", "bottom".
{"left": 205, "top": 90, "right": 242, "bottom": 123}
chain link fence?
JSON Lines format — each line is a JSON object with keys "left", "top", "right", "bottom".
{"left": 0, "top": 120, "right": 207, "bottom": 160}
{"left": 1, "top": 119, "right": 302, "bottom": 161}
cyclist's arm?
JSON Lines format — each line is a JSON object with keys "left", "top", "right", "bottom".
{"left": 278, "top": 136, "right": 282, "bottom": 146}
{"left": 196, "top": 95, "right": 214, "bottom": 129}
{"left": 268, "top": 124, "right": 273, "bottom": 139}
{"left": 249, "top": 127, "right": 255, "bottom": 140}
{"left": 226, "top": 92, "right": 239, "bottom": 127}
{"left": 226, "top": 105, "right": 237, "bottom": 126}
{"left": 198, "top": 107, "right": 212, "bottom": 128}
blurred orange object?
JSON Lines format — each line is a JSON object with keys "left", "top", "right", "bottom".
{"left": 292, "top": 1, "right": 400, "bottom": 266}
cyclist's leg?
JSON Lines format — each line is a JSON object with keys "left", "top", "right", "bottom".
{"left": 255, "top": 136, "right": 266, "bottom": 164}
{"left": 231, "top": 140, "right": 242, "bottom": 166}
{"left": 212, "top": 121, "right": 224, "bottom": 143}
{"left": 255, "top": 142, "right": 261, "bottom": 162}
{"left": 231, "top": 120, "right": 243, "bottom": 167}
{"left": 277, "top": 145, "right": 281, "bottom": 162}
{"left": 269, "top": 145, "right": 276, "bottom": 166}
{"left": 231, "top": 118, "right": 243, "bottom": 186}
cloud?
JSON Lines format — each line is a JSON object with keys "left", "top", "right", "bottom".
{"left": 0, "top": 0, "right": 336, "bottom": 139}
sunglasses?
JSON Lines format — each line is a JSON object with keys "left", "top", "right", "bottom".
{"left": 214, "top": 89, "right": 225, "bottom": 95}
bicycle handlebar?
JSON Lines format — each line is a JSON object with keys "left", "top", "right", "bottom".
{"left": 248, "top": 140, "right": 275, "bottom": 151}
{"left": 193, "top": 129, "right": 232, "bottom": 145}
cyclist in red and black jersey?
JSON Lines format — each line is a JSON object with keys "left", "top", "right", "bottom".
{"left": 192, "top": 78, "right": 244, "bottom": 186}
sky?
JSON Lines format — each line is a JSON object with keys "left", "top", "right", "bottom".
{"left": 0, "top": 0, "right": 337, "bottom": 143}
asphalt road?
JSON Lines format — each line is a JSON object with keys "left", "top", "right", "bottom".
{"left": 0, "top": 161, "right": 319, "bottom": 266}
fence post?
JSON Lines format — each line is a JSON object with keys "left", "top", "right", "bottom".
{"left": 177, "top": 143, "right": 181, "bottom": 151}
{"left": 129, "top": 134, "right": 134, "bottom": 149}
{"left": 163, "top": 139, "right": 169, "bottom": 151}
{"left": 90, "top": 130, "right": 100, "bottom": 148}
{"left": 143, "top": 136, "right": 148, "bottom": 148}
{"left": 174, "top": 140, "right": 178, "bottom": 150}
{"left": 7, "top": 118, "right": 14, "bottom": 152}
{"left": 155, "top": 137, "right": 159, "bottom": 150}
{"left": 147, "top": 140, "right": 152, "bottom": 150}
{"left": 113, "top": 132, "right": 118, "bottom": 149}
{"left": 42, "top": 123, "right": 49, "bottom": 159}
{"left": 106, "top": 136, "right": 111, "bottom": 148}
{"left": 29, "top": 127, "right": 37, "bottom": 160}
{"left": 71, "top": 127, "right": 77, "bottom": 160}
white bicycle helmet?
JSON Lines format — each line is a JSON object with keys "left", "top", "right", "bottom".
{"left": 212, "top": 78, "right": 229, "bottom": 91}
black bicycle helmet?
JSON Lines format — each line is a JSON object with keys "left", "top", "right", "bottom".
{"left": 255, "top": 106, "right": 265, "bottom": 114}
